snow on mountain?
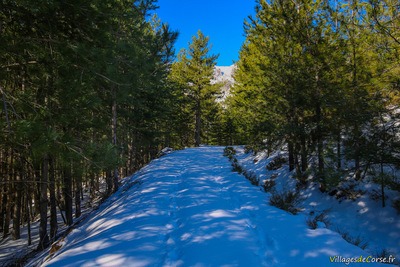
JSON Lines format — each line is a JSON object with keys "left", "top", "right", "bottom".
{"left": 30, "top": 146, "right": 395, "bottom": 267}
{"left": 213, "top": 65, "right": 236, "bottom": 103}
{"left": 213, "top": 65, "right": 235, "bottom": 83}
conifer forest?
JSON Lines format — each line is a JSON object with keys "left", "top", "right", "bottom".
{"left": 0, "top": 0, "right": 399, "bottom": 262}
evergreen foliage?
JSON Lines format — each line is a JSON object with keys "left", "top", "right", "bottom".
{"left": 0, "top": 0, "right": 178, "bottom": 249}
{"left": 1, "top": 0, "right": 399, "bottom": 257}
{"left": 169, "top": 30, "right": 222, "bottom": 147}
{"left": 227, "top": 0, "right": 399, "bottom": 197}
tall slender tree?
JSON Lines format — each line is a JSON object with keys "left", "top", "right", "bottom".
{"left": 169, "top": 30, "right": 219, "bottom": 146}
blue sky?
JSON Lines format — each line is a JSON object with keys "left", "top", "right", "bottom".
{"left": 154, "top": 0, "right": 256, "bottom": 66}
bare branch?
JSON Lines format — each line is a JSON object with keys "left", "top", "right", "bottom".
{"left": 1, "top": 61, "right": 38, "bottom": 69}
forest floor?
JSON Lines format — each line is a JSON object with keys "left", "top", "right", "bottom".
{"left": 0, "top": 179, "right": 108, "bottom": 266}
{"left": 12, "top": 146, "right": 397, "bottom": 267}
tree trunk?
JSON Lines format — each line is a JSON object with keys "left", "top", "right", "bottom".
{"left": 195, "top": 99, "right": 201, "bottom": 147}
{"left": 12, "top": 169, "right": 22, "bottom": 240}
{"left": 337, "top": 130, "right": 341, "bottom": 170}
{"left": 74, "top": 168, "right": 82, "bottom": 219}
{"left": 380, "top": 162, "right": 386, "bottom": 208}
{"left": 316, "top": 101, "right": 324, "bottom": 178}
{"left": 288, "top": 140, "right": 295, "bottom": 172}
{"left": 112, "top": 89, "right": 119, "bottom": 193}
{"left": 0, "top": 188, "right": 3, "bottom": 233}
{"left": 26, "top": 193, "right": 32, "bottom": 246}
{"left": 37, "top": 155, "right": 49, "bottom": 251}
{"left": 3, "top": 153, "right": 11, "bottom": 239}
{"left": 300, "top": 133, "right": 307, "bottom": 173}
{"left": 2, "top": 191, "right": 10, "bottom": 239}
{"left": 106, "top": 170, "right": 113, "bottom": 196}
{"left": 294, "top": 143, "right": 300, "bottom": 176}
{"left": 34, "top": 164, "right": 41, "bottom": 217}
{"left": 90, "top": 172, "right": 95, "bottom": 200}
{"left": 354, "top": 127, "right": 361, "bottom": 181}
{"left": 25, "top": 168, "right": 34, "bottom": 246}
{"left": 49, "top": 156, "right": 57, "bottom": 241}
{"left": 63, "top": 163, "right": 73, "bottom": 226}
{"left": 380, "top": 117, "right": 386, "bottom": 208}
{"left": 0, "top": 149, "right": 4, "bottom": 233}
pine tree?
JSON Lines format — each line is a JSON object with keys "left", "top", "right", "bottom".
{"left": 0, "top": 0, "right": 178, "bottom": 249}
{"left": 169, "top": 30, "right": 219, "bottom": 147}
{"left": 228, "top": 0, "right": 399, "bottom": 196}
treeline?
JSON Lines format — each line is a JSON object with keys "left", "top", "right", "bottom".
{"left": 227, "top": 0, "right": 400, "bottom": 195}
{"left": 0, "top": 0, "right": 180, "bottom": 250}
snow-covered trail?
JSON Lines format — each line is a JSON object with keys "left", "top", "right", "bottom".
{"left": 40, "top": 147, "right": 392, "bottom": 267}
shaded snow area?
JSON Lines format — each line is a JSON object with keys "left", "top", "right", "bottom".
{"left": 0, "top": 180, "right": 107, "bottom": 266}
{"left": 30, "top": 147, "right": 395, "bottom": 267}
{"left": 235, "top": 147, "right": 400, "bottom": 266}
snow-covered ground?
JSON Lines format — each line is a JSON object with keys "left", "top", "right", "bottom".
{"left": 0, "top": 180, "right": 107, "bottom": 266}
{"left": 235, "top": 147, "right": 400, "bottom": 265}
{"left": 27, "top": 146, "right": 396, "bottom": 266}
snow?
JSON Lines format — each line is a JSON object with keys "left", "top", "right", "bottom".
{"left": 27, "top": 146, "right": 396, "bottom": 266}
{"left": 235, "top": 147, "right": 400, "bottom": 264}
{"left": 0, "top": 179, "right": 108, "bottom": 266}
{"left": 213, "top": 65, "right": 235, "bottom": 103}
{"left": 213, "top": 65, "right": 235, "bottom": 84}
{"left": 0, "top": 221, "right": 39, "bottom": 265}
